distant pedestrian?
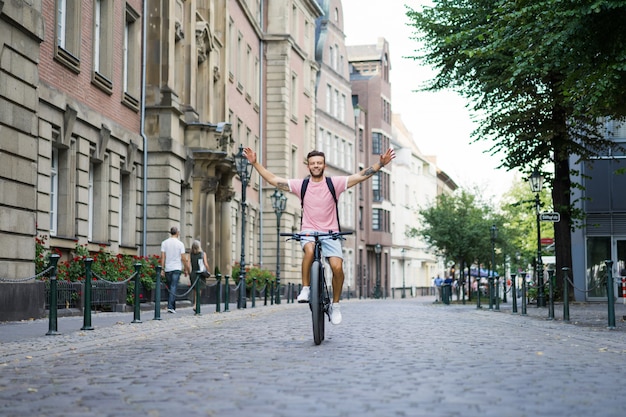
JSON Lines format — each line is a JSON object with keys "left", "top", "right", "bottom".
{"left": 160, "top": 227, "right": 190, "bottom": 313}
{"left": 434, "top": 275, "right": 444, "bottom": 302}
{"left": 189, "top": 240, "right": 210, "bottom": 309}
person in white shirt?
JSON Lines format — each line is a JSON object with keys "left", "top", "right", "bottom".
{"left": 160, "top": 227, "right": 189, "bottom": 313}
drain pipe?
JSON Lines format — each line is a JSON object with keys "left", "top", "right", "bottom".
{"left": 258, "top": 0, "right": 264, "bottom": 266}
{"left": 140, "top": 0, "right": 148, "bottom": 256}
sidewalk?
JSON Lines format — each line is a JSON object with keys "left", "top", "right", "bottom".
{"left": 444, "top": 294, "right": 626, "bottom": 331}
{"left": 0, "top": 301, "right": 237, "bottom": 343}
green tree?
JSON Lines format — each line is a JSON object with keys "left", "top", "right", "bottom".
{"left": 499, "top": 178, "right": 554, "bottom": 273}
{"left": 406, "top": 0, "right": 626, "bottom": 290}
{"left": 412, "top": 188, "right": 494, "bottom": 278}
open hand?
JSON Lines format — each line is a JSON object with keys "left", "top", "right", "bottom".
{"left": 380, "top": 148, "right": 396, "bottom": 166}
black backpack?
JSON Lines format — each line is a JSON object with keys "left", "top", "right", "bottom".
{"left": 300, "top": 177, "right": 341, "bottom": 232}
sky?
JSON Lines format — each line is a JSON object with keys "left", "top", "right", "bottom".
{"left": 341, "top": 0, "right": 519, "bottom": 202}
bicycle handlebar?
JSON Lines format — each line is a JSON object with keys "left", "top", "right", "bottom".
{"left": 279, "top": 231, "right": 353, "bottom": 241}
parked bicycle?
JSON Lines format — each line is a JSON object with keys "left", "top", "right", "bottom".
{"left": 280, "top": 231, "right": 353, "bottom": 345}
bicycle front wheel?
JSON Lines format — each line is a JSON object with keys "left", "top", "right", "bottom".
{"left": 310, "top": 260, "right": 324, "bottom": 345}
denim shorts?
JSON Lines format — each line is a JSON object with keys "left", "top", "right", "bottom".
{"left": 299, "top": 231, "right": 343, "bottom": 259}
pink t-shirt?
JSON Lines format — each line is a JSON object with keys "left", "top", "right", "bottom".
{"left": 289, "top": 176, "right": 348, "bottom": 232}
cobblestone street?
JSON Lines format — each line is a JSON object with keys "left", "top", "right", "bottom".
{"left": 1, "top": 298, "right": 625, "bottom": 417}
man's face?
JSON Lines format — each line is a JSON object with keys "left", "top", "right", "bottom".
{"left": 307, "top": 155, "right": 325, "bottom": 179}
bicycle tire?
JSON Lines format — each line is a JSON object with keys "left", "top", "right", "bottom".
{"left": 310, "top": 261, "right": 324, "bottom": 345}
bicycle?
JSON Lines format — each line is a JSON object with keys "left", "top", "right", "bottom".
{"left": 280, "top": 231, "right": 353, "bottom": 345}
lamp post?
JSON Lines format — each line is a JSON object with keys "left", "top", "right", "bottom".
{"left": 374, "top": 244, "right": 382, "bottom": 299}
{"left": 401, "top": 248, "right": 406, "bottom": 299}
{"left": 234, "top": 144, "right": 252, "bottom": 309}
{"left": 270, "top": 188, "right": 287, "bottom": 305}
{"left": 490, "top": 224, "right": 498, "bottom": 309}
{"left": 529, "top": 170, "right": 546, "bottom": 307}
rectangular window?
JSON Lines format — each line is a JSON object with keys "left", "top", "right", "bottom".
{"left": 93, "top": 0, "right": 113, "bottom": 92}
{"left": 291, "top": 72, "right": 298, "bottom": 119}
{"left": 89, "top": 156, "right": 109, "bottom": 242}
{"left": 122, "top": 5, "right": 141, "bottom": 110}
{"left": 340, "top": 93, "right": 346, "bottom": 122}
{"left": 372, "top": 172, "right": 381, "bottom": 201}
{"left": 317, "top": 127, "right": 324, "bottom": 152}
{"left": 359, "top": 206, "right": 363, "bottom": 230}
{"left": 228, "top": 19, "right": 235, "bottom": 80}
{"left": 237, "top": 33, "right": 243, "bottom": 90}
{"left": 55, "top": 0, "right": 81, "bottom": 71}
{"left": 326, "top": 84, "right": 332, "bottom": 113}
{"left": 291, "top": 146, "right": 297, "bottom": 179}
{"left": 88, "top": 162, "right": 94, "bottom": 241}
{"left": 372, "top": 132, "right": 382, "bottom": 155}
{"left": 372, "top": 208, "right": 382, "bottom": 231}
{"left": 118, "top": 158, "right": 136, "bottom": 246}
{"left": 325, "top": 131, "right": 332, "bottom": 163}
{"left": 51, "top": 147, "right": 59, "bottom": 236}
{"left": 358, "top": 128, "right": 364, "bottom": 152}
{"left": 254, "top": 57, "right": 260, "bottom": 106}
{"left": 53, "top": 136, "right": 77, "bottom": 238}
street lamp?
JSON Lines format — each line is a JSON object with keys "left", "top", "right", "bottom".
{"left": 490, "top": 224, "right": 498, "bottom": 310}
{"left": 270, "top": 188, "right": 287, "bottom": 304}
{"left": 529, "top": 169, "right": 546, "bottom": 307}
{"left": 234, "top": 144, "right": 252, "bottom": 309}
{"left": 401, "top": 248, "right": 406, "bottom": 299}
{"left": 374, "top": 244, "right": 382, "bottom": 299}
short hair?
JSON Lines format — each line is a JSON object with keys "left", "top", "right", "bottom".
{"left": 170, "top": 226, "right": 179, "bottom": 235}
{"left": 306, "top": 150, "right": 325, "bottom": 163}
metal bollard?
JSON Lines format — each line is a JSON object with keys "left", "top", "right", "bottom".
{"left": 224, "top": 275, "right": 230, "bottom": 312}
{"left": 270, "top": 281, "right": 274, "bottom": 305}
{"left": 605, "top": 260, "right": 616, "bottom": 329}
{"left": 82, "top": 258, "right": 94, "bottom": 330}
{"left": 46, "top": 254, "right": 61, "bottom": 336}
{"left": 562, "top": 267, "right": 570, "bottom": 322}
{"left": 511, "top": 274, "right": 518, "bottom": 314}
{"left": 251, "top": 277, "right": 257, "bottom": 308}
{"left": 521, "top": 272, "right": 527, "bottom": 316}
{"left": 441, "top": 284, "right": 447, "bottom": 305}
{"left": 488, "top": 277, "right": 494, "bottom": 310}
{"left": 495, "top": 277, "right": 500, "bottom": 311}
{"left": 132, "top": 263, "right": 142, "bottom": 323}
{"left": 215, "top": 274, "right": 222, "bottom": 313}
{"left": 154, "top": 265, "right": 162, "bottom": 320}
{"left": 476, "top": 279, "right": 482, "bottom": 309}
{"left": 548, "top": 269, "right": 555, "bottom": 320}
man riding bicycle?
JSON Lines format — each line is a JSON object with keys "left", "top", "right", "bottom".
{"left": 242, "top": 147, "right": 395, "bottom": 325}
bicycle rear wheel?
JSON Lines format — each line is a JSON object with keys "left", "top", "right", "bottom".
{"left": 310, "top": 261, "right": 324, "bottom": 345}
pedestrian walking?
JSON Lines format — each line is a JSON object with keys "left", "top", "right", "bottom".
{"left": 434, "top": 275, "right": 443, "bottom": 302}
{"left": 160, "top": 226, "right": 190, "bottom": 313}
{"left": 189, "top": 240, "right": 210, "bottom": 309}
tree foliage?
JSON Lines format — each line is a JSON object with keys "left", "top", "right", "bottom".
{"left": 405, "top": 0, "right": 626, "bottom": 283}
{"left": 414, "top": 189, "right": 496, "bottom": 270}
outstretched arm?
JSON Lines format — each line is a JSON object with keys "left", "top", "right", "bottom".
{"left": 242, "top": 147, "right": 290, "bottom": 191}
{"left": 347, "top": 147, "right": 396, "bottom": 188}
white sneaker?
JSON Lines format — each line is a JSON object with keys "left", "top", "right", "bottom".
{"left": 330, "top": 303, "right": 342, "bottom": 325}
{"left": 297, "top": 286, "right": 310, "bottom": 303}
